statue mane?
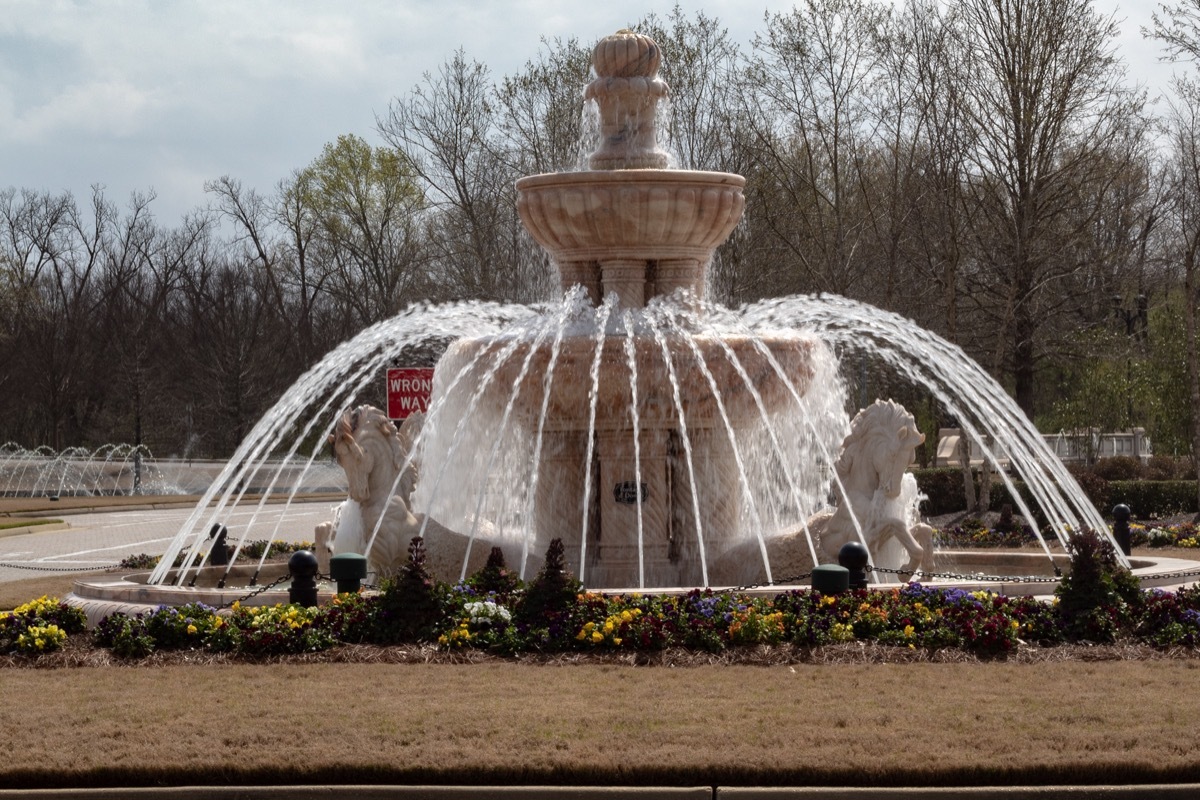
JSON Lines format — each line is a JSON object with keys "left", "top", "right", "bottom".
{"left": 835, "top": 399, "right": 922, "bottom": 487}
{"left": 328, "top": 404, "right": 417, "bottom": 509}
{"left": 336, "top": 405, "right": 404, "bottom": 471}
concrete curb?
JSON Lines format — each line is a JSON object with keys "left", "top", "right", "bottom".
{"left": 719, "top": 788, "right": 1200, "bottom": 799}
{"left": 0, "top": 494, "right": 343, "bottom": 518}
{"left": 4, "top": 787, "right": 1200, "bottom": 799}
{"left": 0, "top": 786, "right": 711, "bottom": 799}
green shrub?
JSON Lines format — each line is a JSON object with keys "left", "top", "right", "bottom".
{"left": 1092, "top": 456, "right": 1143, "bottom": 482}
{"left": 1055, "top": 529, "right": 1142, "bottom": 643}
{"left": 467, "top": 546, "right": 523, "bottom": 599}
{"left": 372, "top": 536, "right": 447, "bottom": 643}
{"left": 912, "top": 468, "right": 967, "bottom": 516}
{"left": 1109, "top": 481, "right": 1198, "bottom": 517}
{"left": 514, "top": 538, "right": 581, "bottom": 626}
{"left": 1145, "top": 456, "right": 1190, "bottom": 481}
{"left": 1064, "top": 472, "right": 1110, "bottom": 513}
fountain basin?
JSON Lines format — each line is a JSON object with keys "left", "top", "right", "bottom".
{"left": 442, "top": 333, "right": 815, "bottom": 432}
{"left": 419, "top": 330, "right": 821, "bottom": 589}
{"left": 63, "top": 563, "right": 331, "bottom": 628}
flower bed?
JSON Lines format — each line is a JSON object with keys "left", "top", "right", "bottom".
{"left": 1130, "top": 522, "right": 1200, "bottom": 548}
{"left": 6, "top": 530, "right": 1197, "bottom": 662}
{"left": 0, "top": 595, "right": 87, "bottom": 655}
{"left": 935, "top": 520, "right": 1199, "bottom": 549}
{"left": 117, "top": 540, "right": 314, "bottom": 571}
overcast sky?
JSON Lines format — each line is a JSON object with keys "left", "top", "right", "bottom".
{"left": 0, "top": 0, "right": 1179, "bottom": 226}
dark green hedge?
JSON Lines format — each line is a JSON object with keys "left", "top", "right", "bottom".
{"left": 912, "top": 469, "right": 1198, "bottom": 520}
{"left": 1109, "top": 481, "right": 1199, "bottom": 517}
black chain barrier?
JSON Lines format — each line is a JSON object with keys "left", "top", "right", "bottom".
{"left": 0, "top": 561, "right": 121, "bottom": 573}
{"left": 868, "top": 565, "right": 1061, "bottom": 585}
{"left": 1137, "top": 566, "right": 1200, "bottom": 584}
{"left": 219, "top": 574, "right": 292, "bottom": 610}
{"left": 723, "top": 571, "right": 814, "bottom": 593}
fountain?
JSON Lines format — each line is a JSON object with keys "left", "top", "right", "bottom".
{"left": 0, "top": 442, "right": 163, "bottom": 497}
{"left": 0, "top": 442, "right": 346, "bottom": 499}
{"left": 65, "top": 28, "right": 1161, "bottom": 623}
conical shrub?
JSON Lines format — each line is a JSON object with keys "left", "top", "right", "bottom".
{"left": 515, "top": 538, "right": 581, "bottom": 627}
{"left": 374, "top": 536, "right": 445, "bottom": 642}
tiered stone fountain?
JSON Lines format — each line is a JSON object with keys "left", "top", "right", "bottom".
{"left": 432, "top": 30, "right": 814, "bottom": 588}
{"left": 63, "top": 27, "right": 1170, "bottom": 626}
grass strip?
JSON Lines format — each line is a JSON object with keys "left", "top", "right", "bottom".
{"left": 0, "top": 518, "right": 61, "bottom": 531}
{"left": 0, "top": 573, "right": 107, "bottom": 611}
{"left": 3, "top": 660, "right": 1200, "bottom": 789}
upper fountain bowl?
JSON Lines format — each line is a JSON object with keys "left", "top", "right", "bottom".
{"left": 515, "top": 30, "right": 747, "bottom": 308}
{"left": 516, "top": 169, "right": 745, "bottom": 265}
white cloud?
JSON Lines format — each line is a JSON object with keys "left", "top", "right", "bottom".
{"left": 8, "top": 79, "right": 161, "bottom": 141}
{"left": 0, "top": 0, "right": 1178, "bottom": 225}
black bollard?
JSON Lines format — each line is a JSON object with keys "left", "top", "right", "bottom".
{"left": 208, "top": 523, "right": 229, "bottom": 567}
{"left": 329, "top": 553, "right": 368, "bottom": 594}
{"left": 1112, "top": 504, "right": 1132, "bottom": 557}
{"left": 838, "top": 541, "right": 870, "bottom": 590}
{"left": 288, "top": 550, "right": 320, "bottom": 607}
{"left": 811, "top": 563, "right": 850, "bottom": 595}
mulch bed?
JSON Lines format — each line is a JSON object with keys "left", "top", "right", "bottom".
{"left": 6, "top": 637, "right": 1200, "bottom": 670}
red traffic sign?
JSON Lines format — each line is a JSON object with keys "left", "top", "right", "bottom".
{"left": 386, "top": 367, "right": 434, "bottom": 420}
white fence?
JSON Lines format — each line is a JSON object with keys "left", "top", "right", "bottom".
{"left": 934, "top": 428, "right": 1152, "bottom": 468}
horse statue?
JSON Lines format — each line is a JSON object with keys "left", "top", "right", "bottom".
{"left": 314, "top": 405, "right": 422, "bottom": 578}
{"left": 314, "top": 405, "right": 523, "bottom": 581}
{"left": 811, "top": 399, "right": 936, "bottom": 576}
{"left": 704, "top": 398, "right": 936, "bottom": 586}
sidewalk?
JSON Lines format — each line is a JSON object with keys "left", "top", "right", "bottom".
{"left": 0, "top": 493, "right": 340, "bottom": 518}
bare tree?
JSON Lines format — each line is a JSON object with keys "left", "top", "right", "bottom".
{"left": 1149, "top": 0, "right": 1200, "bottom": 62}
{"left": 739, "top": 0, "right": 892, "bottom": 297}
{"left": 379, "top": 52, "right": 547, "bottom": 302}
{"left": 1162, "top": 78, "right": 1200, "bottom": 506}
{"left": 892, "top": 0, "right": 973, "bottom": 341}
{"left": 496, "top": 37, "right": 592, "bottom": 175}
{"left": 0, "top": 188, "right": 105, "bottom": 447}
{"left": 953, "top": 0, "right": 1146, "bottom": 418}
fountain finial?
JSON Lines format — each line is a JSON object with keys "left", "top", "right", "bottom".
{"left": 585, "top": 30, "right": 670, "bottom": 170}
{"left": 592, "top": 29, "right": 661, "bottom": 78}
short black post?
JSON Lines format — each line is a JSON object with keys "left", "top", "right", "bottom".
{"left": 288, "top": 550, "right": 320, "bottom": 607}
{"left": 838, "top": 541, "right": 870, "bottom": 590}
{"left": 329, "top": 553, "right": 368, "bottom": 594}
{"left": 811, "top": 564, "right": 849, "bottom": 595}
{"left": 208, "top": 523, "right": 229, "bottom": 567}
{"left": 1112, "top": 503, "right": 1132, "bottom": 557}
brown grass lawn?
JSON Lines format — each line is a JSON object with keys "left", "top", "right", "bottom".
{"left": 0, "top": 572, "right": 96, "bottom": 611}
{"left": 7, "top": 558, "right": 1200, "bottom": 789}
{"left": 4, "top": 650, "right": 1200, "bottom": 789}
